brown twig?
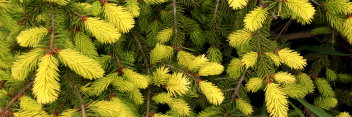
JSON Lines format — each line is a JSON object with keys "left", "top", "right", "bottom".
{"left": 173, "top": 0, "right": 178, "bottom": 34}
{"left": 274, "top": 30, "right": 314, "bottom": 40}
{"left": 231, "top": 68, "right": 248, "bottom": 101}
{"left": 52, "top": 95, "right": 68, "bottom": 116}
{"left": 213, "top": 0, "right": 221, "bottom": 21}
{"left": 132, "top": 33, "right": 150, "bottom": 74}
{"left": 131, "top": 32, "right": 152, "bottom": 117}
{"left": 222, "top": 88, "right": 236, "bottom": 92}
{"left": 161, "top": 63, "right": 197, "bottom": 81}
{"left": 74, "top": 85, "right": 86, "bottom": 117}
{"left": 310, "top": 0, "right": 321, "bottom": 6}
{"left": 49, "top": 3, "right": 56, "bottom": 53}
{"left": 214, "top": 77, "right": 234, "bottom": 80}
{"left": 145, "top": 88, "right": 151, "bottom": 117}
{"left": 276, "top": 19, "right": 293, "bottom": 41}
{"left": 67, "top": 73, "right": 86, "bottom": 117}
{"left": 112, "top": 52, "right": 124, "bottom": 74}
{"left": 1, "top": 80, "right": 34, "bottom": 117}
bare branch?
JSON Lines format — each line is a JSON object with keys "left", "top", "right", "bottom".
{"left": 213, "top": 0, "right": 221, "bottom": 21}
{"left": 231, "top": 68, "right": 248, "bottom": 101}
{"left": 1, "top": 80, "right": 34, "bottom": 117}
{"left": 131, "top": 32, "right": 152, "bottom": 117}
{"left": 173, "top": 0, "right": 178, "bottom": 34}
{"left": 67, "top": 73, "right": 86, "bottom": 117}
{"left": 161, "top": 63, "right": 197, "bottom": 81}
{"left": 310, "top": 0, "right": 321, "bottom": 6}
{"left": 49, "top": 3, "right": 56, "bottom": 53}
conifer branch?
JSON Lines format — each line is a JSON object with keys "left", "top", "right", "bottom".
{"left": 111, "top": 48, "right": 123, "bottom": 69}
{"left": 132, "top": 33, "right": 150, "bottom": 74}
{"left": 215, "top": 77, "right": 233, "bottom": 80}
{"left": 231, "top": 68, "right": 248, "bottom": 101}
{"left": 272, "top": 30, "right": 314, "bottom": 40}
{"left": 1, "top": 80, "right": 34, "bottom": 117}
{"left": 74, "top": 84, "right": 86, "bottom": 117}
{"left": 213, "top": 0, "right": 221, "bottom": 21}
{"left": 49, "top": 3, "right": 56, "bottom": 52}
{"left": 161, "top": 63, "right": 197, "bottom": 81}
{"left": 222, "top": 88, "right": 235, "bottom": 92}
{"left": 131, "top": 32, "right": 152, "bottom": 117}
{"left": 276, "top": 19, "right": 293, "bottom": 41}
{"left": 280, "top": 30, "right": 314, "bottom": 40}
{"left": 173, "top": 0, "right": 178, "bottom": 34}
{"left": 146, "top": 88, "right": 151, "bottom": 117}
{"left": 68, "top": 73, "right": 86, "bottom": 117}
{"left": 310, "top": 0, "right": 320, "bottom": 6}
{"left": 52, "top": 96, "right": 67, "bottom": 116}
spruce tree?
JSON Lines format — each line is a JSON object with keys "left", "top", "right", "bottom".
{"left": 0, "top": 0, "right": 352, "bottom": 117}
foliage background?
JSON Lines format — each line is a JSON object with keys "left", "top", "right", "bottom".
{"left": 0, "top": 0, "right": 352, "bottom": 117}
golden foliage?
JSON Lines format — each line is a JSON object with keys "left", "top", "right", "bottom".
{"left": 122, "top": 68, "right": 149, "bottom": 89}
{"left": 228, "top": 29, "right": 252, "bottom": 48}
{"left": 150, "top": 43, "right": 174, "bottom": 65}
{"left": 324, "top": 0, "right": 352, "bottom": 15}
{"left": 16, "top": 27, "right": 48, "bottom": 47}
{"left": 153, "top": 113, "right": 171, "bottom": 117}
{"left": 314, "top": 96, "right": 338, "bottom": 110}
{"left": 243, "top": 7, "right": 268, "bottom": 31}
{"left": 177, "top": 51, "right": 196, "bottom": 66}
{"left": 144, "top": 0, "right": 168, "bottom": 4}
{"left": 74, "top": 32, "right": 98, "bottom": 58}
{"left": 277, "top": 48, "right": 307, "bottom": 69}
{"left": 12, "top": 49, "right": 44, "bottom": 80}
{"left": 13, "top": 110, "right": 49, "bottom": 117}
{"left": 19, "top": 96, "right": 42, "bottom": 111}
{"left": 235, "top": 99, "right": 254, "bottom": 115}
{"left": 33, "top": 55, "right": 60, "bottom": 104}
{"left": 198, "top": 62, "right": 224, "bottom": 76}
{"left": 59, "top": 109, "right": 77, "bottom": 117}
{"left": 58, "top": 49, "right": 104, "bottom": 79}
{"left": 315, "top": 78, "right": 335, "bottom": 97}
{"left": 88, "top": 100, "right": 134, "bottom": 117}
{"left": 166, "top": 72, "right": 190, "bottom": 96}
{"left": 265, "top": 83, "right": 288, "bottom": 117}
{"left": 187, "top": 55, "right": 209, "bottom": 71}
{"left": 343, "top": 18, "right": 352, "bottom": 43}
{"left": 336, "top": 112, "right": 351, "bottom": 117}
{"left": 153, "top": 93, "right": 191, "bottom": 116}
{"left": 296, "top": 73, "right": 315, "bottom": 93}
{"left": 241, "top": 52, "right": 258, "bottom": 69}
{"left": 228, "top": 0, "right": 248, "bottom": 10}
{"left": 124, "top": 0, "right": 140, "bottom": 17}
{"left": 128, "top": 89, "right": 144, "bottom": 105}
{"left": 156, "top": 28, "right": 174, "bottom": 43}
{"left": 265, "top": 52, "right": 281, "bottom": 66}
{"left": 284, "top": 0, "right": 315, "bottom": 23}
{"left": 104, "top": 3, "right": 135, "bottom": 33}
{"left": 227, "top": 58, "right": 244, "bottom": 78}
{"left": 152, "top": 66, "right": 170, "bottom": 86}
{"left": 84, "top": 17, "right": 121, "bottom": 43}
{"left": 43, "top": 0, "right": 70, "bottom": 5}
{"left": 282, "top": 84, "right": 308, "bottom": 99}
{"left": 112, "top": 78, "right": 136, "bottom": 92}
{"left": 110, "top": 97, "right": 138, "bottom": 117}
{"left": 273, "top": 72, "right": 296, "bottom": 84}
{"left": 86, "top": 73, "right": 116, "bottom": 95}
{"left": 245, "top": 77, "right": 263, "bottom": 93}
{"left": 198, "top": 81, "right": 224, "bottom": 105}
